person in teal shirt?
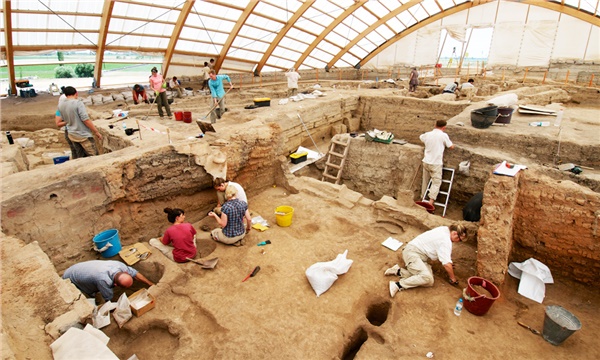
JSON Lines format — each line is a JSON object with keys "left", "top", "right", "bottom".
{"left": 208, "top": 70, "right": 233, "bottom": 123}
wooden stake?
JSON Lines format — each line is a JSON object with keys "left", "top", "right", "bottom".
{"left": 542, "top": 70, "right": 547, "bottom": 84}
{"left": 167, "top": 128, "right": 171, "bottom": 144}
{"left": 316, "top": 68, "right": 319, "bottom": 82}
{"left": 501, "top": 69, "right": 505, "bottom": 82}
{"left": 564, "top": 70, "right": 570, "bottom": 84}
{"left": 397, "top": 68, "right": 400, "bottom": 78}
{"left": 339, "top": 68, "right": 342, "bottom": 80}
{"left": 239, "top": 74, "right": 242, "bottom": 89}
{"left": 260, "top": 73, "right": 262, "bottom": 88}
{"left": 136, "top": 120, "right": 142, "bottom": 140}
{"left": 589, "top": 74, "right": 595, "bottom": 87}
{"left": 522, "top": 68, "right": 529, "bottom": 83}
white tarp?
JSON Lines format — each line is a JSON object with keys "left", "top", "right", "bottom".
{"left": 487, "top": 22, "right": 523, "bottom": 66}
{"left": 508, "top": 258, "right": 554, "bottom": 303}
{"left": 517, "top": 21, "right": 557, "bottom": 67}
{"left": 413, "top": 26, "right": 441, "bottom": 66}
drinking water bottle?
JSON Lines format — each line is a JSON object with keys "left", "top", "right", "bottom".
{"left": 554, "top": 108, "right": 564, "bottom": 127}
{"left": 122, "top": 121, "right": 127, "bottom": 130}
{"left": 454, "top": 298, "right": 463, "bottom": 316}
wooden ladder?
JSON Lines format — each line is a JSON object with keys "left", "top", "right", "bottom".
{"left": 422, "top": 167, "right": 455, "bottom": 217}
{"left": 321, "top": 136, "right": 351, "bottom": 184}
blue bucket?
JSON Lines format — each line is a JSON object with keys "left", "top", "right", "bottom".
{"left": 93, "top": 229, "right": 122, "bottom": 258}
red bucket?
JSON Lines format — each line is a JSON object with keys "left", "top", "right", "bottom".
{"left": 174, "top": 111, "right": 183, "bottom": 121}
{"left": 463, "top": 276, "right": 501, "bottom": 316}
{"left": 183, "top": 111, "right": 192, "bottom": 123}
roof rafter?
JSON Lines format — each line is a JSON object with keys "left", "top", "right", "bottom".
{"left": 294, "top": 0, "right": 365, "bottom": 70}
{"left": 359, "top": 0, "right": 492, "bottom": 67}
{"left": 3, "top": 0, "right": 17, "bottom": 96}
{"left": 162, "top": 0, "right": 195, "bottom": 76}
{"left": 506, "top": 0, "right": 599, "bottom": 26}
{"left": 214, "top": 0, "right": 259, "bottom": 72}
{"left": 255, "top": 0, "right": 314, "bottom": 74}
{"left": 327, "top": 0, "right": 425, "bottom": 69}
{"left": 93, "top": 0, "right": 115, "bottom": 88}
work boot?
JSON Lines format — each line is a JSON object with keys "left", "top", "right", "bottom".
{"left": 384, "top": 264, "right": 401, "bottom": 276}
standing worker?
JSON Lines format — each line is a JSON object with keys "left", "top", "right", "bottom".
{"left": 409, "top": 67, "right": 419, "bottom": 92}
{"left": 419, "top": 120, "right": 454, "bottom": 209}
{"left": 62, "top": 260, "right": 154, "bottom": 303}
{"left": 149, "top": 67, "right": 172, "bottom": 119}
{"left": 385, "top": 224, "right": 467, "bottom": 297}
{"left": 208, "top": 70, "right": 233, "bottom": 123}
{"left": 285, "top": 67, "right": 301, "bottom": 97}
{"left": 58, "top": 86, "right": 102, "bottom": 158}
{"left": 201, "top": 62, "right": 210, "bottom": 92}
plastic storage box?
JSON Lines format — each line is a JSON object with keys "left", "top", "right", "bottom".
{"left": 290, "top": 152, "right": 308, "bottom": 164}
{"left": 254, "top": 97, "right": 271, "bottom": 107}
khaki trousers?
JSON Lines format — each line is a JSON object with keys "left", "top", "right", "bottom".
{"left": 398, "top": 245, "right": 434, "bottom": 289}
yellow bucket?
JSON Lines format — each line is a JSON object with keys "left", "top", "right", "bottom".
{"left": 275, "top": 206, "right": 294, "bottom": 227}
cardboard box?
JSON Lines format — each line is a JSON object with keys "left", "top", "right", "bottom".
{"left": 128, "top": 289, "right": 155, "bottom": 317}
{"left": 253, "top": 97, "right": 271, "bottom": 107}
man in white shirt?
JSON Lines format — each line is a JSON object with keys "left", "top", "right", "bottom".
{"left": 169, "top": 76, "right": 183, "bottom": 98}
{"left": 419, "top": 120, "right": 455, "bottom": 208}
{"left": 285, "top": 68, "right": 301, "bottom": 97}
{"left": 212, "top": 177, "right": 247, "bottom": 213}
{"left": 385, "top": 224, "right": 467, "bottom": 297}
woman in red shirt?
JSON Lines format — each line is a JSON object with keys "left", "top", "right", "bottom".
{"left": 149, "top": 208, "right": 197, "bottom": 262}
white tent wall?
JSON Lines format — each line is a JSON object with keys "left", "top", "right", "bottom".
{"left": 553, "top": 15, "right": 597, "bottom": 62}
{"left": 413, "top": 26, "right": 441, "bottom": 66}
{"left": 365, "top": 1, "right": 599, "bottom": 70}
{"left": 516, "top": 20, "right": 557, "bottom": 67}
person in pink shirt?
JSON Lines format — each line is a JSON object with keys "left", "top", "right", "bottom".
{"left": 149, "top": 67, "right": 172, "bottom": 118}
{"left": 149, "top": 208, "right": 197, "bottom": 263}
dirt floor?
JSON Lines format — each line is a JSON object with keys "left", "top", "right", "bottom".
{"left": 1, "top": 82, "right": 599, "bottom": 359}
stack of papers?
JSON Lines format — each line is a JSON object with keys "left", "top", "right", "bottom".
{"left": 251, "top": 216, "right": 269, "bottom": 231}
{"left": 493, "top": 161, "right": 527, "bottom": 177}
{"left": 381, "top": 237, "right": 403, "bottom": 251}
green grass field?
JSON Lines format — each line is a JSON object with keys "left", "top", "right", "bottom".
{"left": 1, "top": 63, "right": 154, "bottom": 79}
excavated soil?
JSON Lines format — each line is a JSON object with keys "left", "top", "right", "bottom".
{"left": 1, "top": 82, "right": 599, "bottom": 359}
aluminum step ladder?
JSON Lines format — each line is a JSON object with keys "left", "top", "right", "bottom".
{"left": 422, "top": 167, "right": 455, "bottom": 217}
{"left": 321, "top": 136, "right": 351, "bottom": 184}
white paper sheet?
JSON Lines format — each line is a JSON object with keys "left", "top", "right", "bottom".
{"left": 508, "top": 258, "right": 553, "bottom": 303}
{"left": 493, "top": 161, "right": 527, "bottom": 177}
{"left": 381, "top": 237, "right": 403, "bottom": 251}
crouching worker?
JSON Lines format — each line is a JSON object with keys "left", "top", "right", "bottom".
{"left": 213, "top": 177, "right": 248, "bottom": 216}
{"left": 62, "top": 260, "right": 154, "bottom": 303}
{"left": 149, "top": 207, "right": 197, "bottom": 262}
{"left": 385, "top": 224, "right": 467, "bottom": 297}
{"left": 208, "top": 186, "right": 251, "bottom": 246}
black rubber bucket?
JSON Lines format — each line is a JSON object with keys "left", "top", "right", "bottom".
{"left": 474, "top": 105, "right": 498, "bottom": 117}
{"left": 471, "top": 112, "right": 497, "bottom": 129}
{"left": 495, "top": 107, "right": 514, "bottom": 124}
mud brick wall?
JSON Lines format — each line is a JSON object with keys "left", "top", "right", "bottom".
{"left": 356, "top": 96, "right": 468, "bottom": 144}
{"left": 0, "top": 145, "right": 221, "bottom": 270}
{"left": 342, "top": 136, "right": 423, "bottom": 200}
{"left": 273, "top": 95, "right": 357, "bottom": 154}
{"left": 477, "top": 172, "right": 519, "bottom": 285}
{"left": 512, "top": 172, "right": 600, "bottom": 285}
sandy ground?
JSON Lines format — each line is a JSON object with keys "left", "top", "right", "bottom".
{"left": 1, "top": 84, "right": 599, "bottom": 359}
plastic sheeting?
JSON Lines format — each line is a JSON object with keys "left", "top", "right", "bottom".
{"left": 487, "top": 22, "right": 524, "bottom": 66}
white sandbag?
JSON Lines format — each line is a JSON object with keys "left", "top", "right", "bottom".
{"left": 305, "top": 249, "right": 353, "bottom": 297}
{"left": 102, "top": 95, "right": 114, "bottom": 103}
{"left": 488, "top": 93, "right": 518, "bottom": 107}
{"left": 112, "top": 293, "right": 132, "bottom": 328}
{"left": 112, "top": 93, "right": 125, "bottom": 102}
{"left": 91, "top": 94, "right": 104, "bottom": 104}
{"left": 81, "top": 97, "right": 93, "bottom": 105}
{"left": 458, "top": 160, "right": 470, "bottom": 176}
